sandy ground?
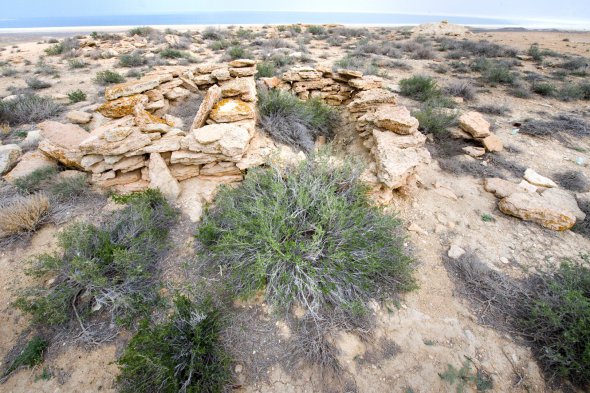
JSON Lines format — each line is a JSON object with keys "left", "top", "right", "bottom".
{"left": 1, "top": 24, "right": 589, "bottom": 392}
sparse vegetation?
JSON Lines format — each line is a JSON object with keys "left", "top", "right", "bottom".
{"left": 117, "top": 296, "right": 231, "bottom": 393}
{"left": 399, "top": 75, "right": 441, "bottom": 102}
{"left": 307, "top": 25, "right": 326, "bottom": 36}
{"left": 446, "top": 253, "right": 590, "bottom": 386}
{"left": 444, "top": 80, "right": 476, "bottom": 101}
{"left": 257, "top": 88, "right": 340, "bottom": 152}
{"left": 26, "top": 77, "right": 52, "bottom": 90}
{"left": 67, "top": 89, "right": 87, "bottom": 103}
{"left": 0, "top": 193, "right": 50, "bottom": 238}
{"left": 14, "top": 190, "right": 177, "bottom": 341}
{"left": 1, "top": 336, "right": 48, "bottom": 382}
{"left": 95, "top": 70, "right": 125, "bottom": 85}
{"left": 256, "top": 61, "right": 276, "bottom": 78}
{"left": 414, "top": 101, "right": 458, "bottom": 134}
{"left": 197, "top": 153, "right": 415, "bottom": 367}
{"left": 119, "top": 51, "right": 146, "bottom": 67}
{"left": 225, "top": 45, "right": 252, "bottom": 60}
{"left": 0, "top": 94, "right": 62, "bottom": 126}
{"left": 439, "top": 358, "right": 493, "bottom": 392}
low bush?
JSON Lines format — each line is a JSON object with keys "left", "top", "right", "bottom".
{"left": 197, "top": 154, "right": 415, "bottom": 366}
{"left": 532, "top": 81, "right": 557, "bottom": 97}
{"left": 13, "top": 167, "right": 57, "bottom": 194}
{"left": 553, "top": 170, "right": 590, "bottom": 193}
{"left": 519, "top": 114, "right": 589, "bottom": 141}
{"left": 117, "top": 296, "right": 231, "bottom": 393}
{"left": 445, "top": 253, "right": 590, "bottom": 386}
{"left": 119, "top": 51, "right": 146, "bottom": 67}
{"left": 307, "top": 25, "right": 326, "bottom": 36}
{"left": 333, "top": 54, "right": 380, "bottom": 76}
{"left": 159, "top": 48, "right": 185, "bottom": 59}
{"left": 95, "top": 70, "right": 125, "bottom": 85}
{"left": 437, "top": 38, "right": 517, "bottom": 58}
{"left": 26, "top": 77, "right": 52, "bottom": 90}
{"left": 0, "top": 193, "right": 50, "bottom": 237}
{"left": 482, "top": 64, "right": 517, "bottom": 85}
{"left": 225, "top": 45, "right": 252, "bottom": 60}
{"left": 256, "top": 61, "right": 276, "bottom": 78}
{"left": 257, "top": 89, "right": 340, "bottom": 152}
{"left": 68, "top": 58, "right": 87, "bottom": 69}
{"left": 473, "top": 104, "right": 510, "bottom": 115}
{"left": 44, "top": 37, "right": 79, "bottom": 56}
{"left": 14, "top": 190, "right": 177, "bottom": 341}
{"left": 399, "top": 75, "right": 441, "bottom": 102}
{"left": 0, "top": 94, "right": 62, "bottom": 126}
{"left": 444, "top": 80, "right": 476, "bottom": 101}
{"left": 0, "top": 336, "right": 48, "bottom": 382}
{"left": 414, "top": 101, "right": 458, "bottom": 134}
{"left": 1, "top": 66, "right": 17, "bottom": 76}
{"left": 67, "top": 89, "right": 86, "bottom": 103}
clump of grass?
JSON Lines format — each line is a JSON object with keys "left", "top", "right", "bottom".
{"left": 197, "top": 153, "right": 415, "bottom": 367}
{"left": 553, "top": 170, "right": 590, "bottom": 192}
{"left": 257, "top": 89, "right": 340, "bottom": 152}
{"left": 532, "top": 81, "right": 557, "bottom": 97}
{"left": 26, "top": 77, "right": 52, "bottom": 90}
{"left": 0, "top": 94, "right": 62, "bottom": 126}
{"left": 225, "top": 45, "right": 252, "bottom": 60}
{"left": 482, "top": 64, "right": 517, "bottom": 85}
{"left": 117, "top": 296, "right": 231, "bottom": 393}
{"left": 159, "top": 48, "right": 185, "bottom": 59}
{"left": 95, "top": 70, "right": 125, "bottom": 85}
{"left": 67, "top": 89, "right": 86, "bottom": 103}
{"left": 0, "top": 193, "right": 50, "bottom": 238}
{"left": 414, "top": 100, "right": 458, "bottom": 134}
{"left": 1, "top": 66, "right": 17, "bottom": 76}
{"left": 0, "top": 336, "right": 48, "bottom": 382}
{"left": 307, "top": 25, "right": 326, "bottom": 36}
{"left": 68, "top": 58, "right": 87, "bottom": 69}
{"left": 519, "top": 113, "right": 589, "bottom": 141}
{"left": 473, "top": 104, "right": 511, "bottom": 116}
{"left": 256, "top": 61, "right": 276, "bottom": 78}
{"left": 439, "top": 358, "right": 493, "bottom": 392}
{"left": 13, "top": 167, "right": 57, "bottom": 194}
{"left": 399, "top": 75, "right": 441, "bottom": 102}
{"left": 445, "top": 253, "right": 590, "bottom": 387}
{"left": 14, "top": 190, "right": 177, "bottom": 341}
{"left": 119, "top": 51, "right": 146, "bottom": 67}
{"left": 444, "top": 80, "right": 476, "bottom": 101}
{"left": 333, "top": 54, "right": 380, "bottom": 76}
{"left": 44, "top": 37, "right": 79, "bottom": 56}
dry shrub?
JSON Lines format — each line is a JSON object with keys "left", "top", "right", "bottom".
{"left": 0, "top": 193, "right": 49, "bottom": 237}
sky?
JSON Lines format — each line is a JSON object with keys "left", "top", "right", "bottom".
{"left": 2, "top": 0, "right": 589, "bottom": 24}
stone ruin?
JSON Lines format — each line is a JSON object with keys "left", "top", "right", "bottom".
{"left": 20, "top": 61, "right": 431, "bottom": 220}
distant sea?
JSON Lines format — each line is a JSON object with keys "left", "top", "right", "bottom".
{"left": 0, "top": 12, "right": 577, "bottom": 30}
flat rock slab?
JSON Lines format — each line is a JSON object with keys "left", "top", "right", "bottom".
{"left": 498, "top": 192, "right": 576, "bottom": 231}
{"left": 459, "top": 111, "right": 491, "bottom": 138}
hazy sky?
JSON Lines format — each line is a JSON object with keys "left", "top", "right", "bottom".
{"left": 3, "top": 0, "right": 589, "bottom": 23}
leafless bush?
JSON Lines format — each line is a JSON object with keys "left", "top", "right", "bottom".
{"left": 444, "top": 80, "right": 476, "bottom": 101}
{"left": 0, "top": 193, "right": 50, "bottom": 237}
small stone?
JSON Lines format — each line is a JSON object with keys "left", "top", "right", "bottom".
{"left": 500, "top": 257, "right": 510, "bottom": 264}
{"left": 408, "top": 223, "right": 428, "bottom": 236}
{"left": 482, "top": 134, "right": 503, "bottom": 152}
{"left": 462, "top": 146, "right": 485, "bottom": 158}
{"left": 459, "top": 111, "right": 491, "bottom": 138}
{"left": 448, "top": 244, "right": 466, "bottom": 259}
{"left": 66, "top": 110, "right": 92, "bottom": 124}
{"left": 0, "top": 144, "right": 22, "bottom": 174}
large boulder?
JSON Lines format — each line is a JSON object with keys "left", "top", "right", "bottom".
{"left": 347, "top": 88, "right": 397, "bottom": 113}
{"left": 498, "top": 192, "right": 576, "bottom": 231}
{"left": 148, "top": 153, "right": 180, "bottom": 201}
{"left": 459, "top": 111, "right": 491, "bottom": 138}
{"left": 0, "top": 144, "right": 22, "bottom": 175}
{"left": 541, "top": 188, "right": 586, "bottom": 221}
{"left": 38, "top": 121, "right": 89, "bottom": 168}
{"left": 220, "top": 77, "right": 256, "bottom": 102}
{"left": 371, "top": 105, "right": 419, "bottom": 135}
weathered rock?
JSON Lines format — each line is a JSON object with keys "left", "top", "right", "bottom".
{"left": 373, "top": 105, "right": 418, "bottom": 135}
{"left": 97, "top": 94, "right": 149, "bottom": 118}
{"left": 127, "top": 134, "right": 183, "bottom": 155}
{"left": 498, "top": 192, "right": 576, "bottom": 231}
{"left": 459, "top": 111, "right": 491, "bottom": 138}
{"left": 170, "top": 150, "right": 223, "bottom": 165}
{"left": 462, "top": 146, "right": 486, "bottom": 157}
{"left": 4, "top": 150, "right": 57, "bottom": 181}
{"left": 482, "top": 134, "right": 503, "bottom": 152}
{"left": 372, "top": 131, "right": 431, "bottom": 189}
{"left": 190, "top": 85, "right": 222, "bottom": 130}
{"left": 260, "top": 76, "right": 281, "bottom": 89}
{"left": 134, "top": 108, "right": 170, "bottom": 131}
{"left": 195, "top": 63, "right": 225, "bottom": 74}
{"left": 148, "top": 153, "right": 180, "bottom": 201}
{"left": 0, "top": 144, "right": 22, "bottom": 174}
{"left": 165, "top": 87, "right": 190, "bottom": 101}
{"left": 20, "top": 130, "right": 42, "bottom": 148}
{"left": 104, "top": 75, "right": 161, "bottom": 100}
{"left": 184, "top": 123, "right": 251, "bottom": 159}
{"left": 112, "top": 155, "right": 146, "bottom": 173}
{"left": 169, "top": 163, "right": 200, "bottom": 180}
{"left": 80, "top": 128, "right": 151, "bottom": 156}
{"left": 92, "top": 169, "right": 141, "bottom": 187}
{"left": 541, "top": 188, "right": 585, "bottom": 221}
{"left": 220, "top": 78, "right": 256, "bottom": 101}
{"left": 336, "top": 69, "right": 363, "bottom": 79}
{"left": 282, "top": 67, "right": 323, "bottom": 82}
{"left": 229, "top": 59, "right": 256, "bottom": 67}
{"left": 177, "top": 175, "right": 241, "bottom": 221}
{"left": 347, "top": 89, "right": 397, "bottom": 113}
{"left": 209, "top": 99, "right": 255, "bottom": 123}
{"left": 292, "top": 78, "right": 334, "bottom": 93}
{"left": 38, "top": 121, "right": 89, "bottom": 168}
{"left": 200, "top": 161, "right": 242, "bottom": 177}
{"left": 211, "top": 68, "right": 231, "bottom": 81}
{"left": 229, "top": 66, "right": 256, "bottom": 77}
{"left": 448, "top": 244, "right": 466, "bottom": 259}
{"left": 348, "top": 75, "right": 383, "bottom": 90}
{"left": 524, "top": 168, "right": 557, "bottom": 188}
{"left": 372, "top": 129, "right": 426, "bottom": 149}
{"left": 193, "top": 73, "right": 216, "bottom": 85}
{"left": 484, "top": 178, "right": 526, "bottom": 198}
{"left": 236, "top": 132, "right": 275, "bottom": 170}
{"left": 66, "top": 110, "right": 93, "bottom": 124}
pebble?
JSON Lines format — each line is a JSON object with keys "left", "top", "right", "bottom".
{"left": 448, "top": 244, "right": 466, "bottom": 259}
{"left": 500, "top": 257, "right": 510, "bottom": 264}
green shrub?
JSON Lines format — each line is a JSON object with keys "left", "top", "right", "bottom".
{"left": 44, "top": 43, "right": 64, "bottom": 56}
{"left": 68, "top": 58, "right": 87, "bottom": 69}
{"left": 226, "top": 45, "right": 251, "bottom": 60}
{"left": 159, "top": 48, "right": 184, "bottom": 59}
{"left": 208, "top": 39, "right": 231, "bottom": 51}
{"left": 528, "top": 44, "right": 544, "bottom": 62}
{"left": 399, "top": 75, "right": 441, "bottom": 102}
{"left": 414, "top": 100, "right": 457, "bottom": 134}
{"left": 95, "top": 70, "right": 125, "bottom": 85}
{"left": 333, "top": 54, "right": 380, "bottom": 76}
{"left": 44, "top": 37, "right": 79, "bottom": 56}
{"left": 257, "top": 89, "right": 340, "bottom": 152}
{"left": 117, "top": 296, "right": 231, "bottom": 393}
{"left": 48, "top": 174, "right": 89, "bottom": 201}
{"left": 26, "top": 77, "right": 51, "bottom": 90}
{"left": 307, "top": 25, "right": 326, "bottom": 36}
{"left": 1, "top": 336, "right": 48, "bottom": 381}
{"left": 67, "top": 89, "right": 86, "bottom": 103}
{"left": 532, "top": 81, "right": 557, "bottom": 96}
{"left": 197, "top": 153, "right": 415, "bottom": 324}
{"left": 0, "top": 94, "right": 62, "bottom": 126}
{"left": 14, "top": 190, "right": 177, "bottom": 336}
{"left": 128, "top": 26, "right": 156, "bottom": 37}
{"left": 482, "top": 64, "right": 516, "bottom": 85}
{"left": 119, "top": 52, "right": 146, "bottom": 67}
{"left": 256, "top": 61, "right": 275, "bottom": 78}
